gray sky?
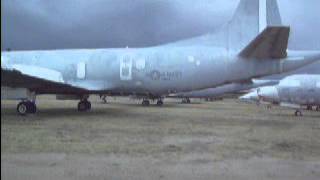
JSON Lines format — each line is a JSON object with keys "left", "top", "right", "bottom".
{"left": 1, "top": 0, "right": 320, "bottom": 50}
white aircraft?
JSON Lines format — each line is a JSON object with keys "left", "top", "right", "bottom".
{"left": 240, "top": 75, "right": 320, "bottom": 116}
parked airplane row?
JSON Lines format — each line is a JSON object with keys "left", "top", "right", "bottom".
{"left": 1, "top": 0, "right": 320, "bottom": 115}
{"left": 240, "top": 75, "right": 320, "bottom": 116}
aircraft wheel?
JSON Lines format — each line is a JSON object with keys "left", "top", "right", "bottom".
{"left": 156, "top": 100, "right": 163, "bottom": 106}
{"left": 17, "top": 102, "right": 28, "bottom": 115}
{"left": 78, "top": 100, "right": 91, "bottom": 111}
{"left": 142, "top": 100, "right": 150, "bottom": 106}
{"left": 294, "top": 110, "right": 303, "bottom": 116}
{"left": 17, "top": 101, "right": 37, "bottom": 115}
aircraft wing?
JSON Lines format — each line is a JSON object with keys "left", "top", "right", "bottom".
{"left": 1, "top": 64, "right": 88, "bottom": 94}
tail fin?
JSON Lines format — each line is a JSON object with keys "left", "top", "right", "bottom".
{"left": 226, "top": 0, "right": 282, "bottom": 51}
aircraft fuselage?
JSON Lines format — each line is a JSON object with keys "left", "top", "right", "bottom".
{"left": 2, "top": 46, "right": 286, "bottom": 96}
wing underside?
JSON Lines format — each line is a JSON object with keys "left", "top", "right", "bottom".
{"left": 1, "top": 68, "right": 88, "bottom": 94}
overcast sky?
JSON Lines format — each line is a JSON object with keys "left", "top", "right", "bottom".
{"left": 1, "top": 0, "right": 320, "bottom": 50}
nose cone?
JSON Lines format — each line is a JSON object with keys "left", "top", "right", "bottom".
{"left": 257, "top": 86, "right": 279, "bottom": 102}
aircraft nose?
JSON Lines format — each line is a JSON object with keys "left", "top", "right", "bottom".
{"left": 257, "top": 86, "right": 279, "bottom": 102}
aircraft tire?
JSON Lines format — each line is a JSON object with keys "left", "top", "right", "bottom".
{"left": 17, "top": 101, "right": 37, "bottom": 115}
{"left": 17, "top": 102, "right": 28, "bottom": 115}
{"left": 78, "top": 101, "right": 90, "bottom": 112}
{"left": 156, "top": 100, "right": 163, "bottom": 106}
{"left": 142, "top": 100, "right": 150, "bottom": 106}
{"left": 294, "top": 110, "right": 303, "bottom": 116}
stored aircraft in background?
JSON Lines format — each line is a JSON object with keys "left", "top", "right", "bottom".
{"left": 240, "top": 75, "right": 320, "bottom": 116}
{"left": 1, "top": 0, "right": 320, "bottom": 115}
{"left": 168, "top": 80, "right": 278, "bottom": 103}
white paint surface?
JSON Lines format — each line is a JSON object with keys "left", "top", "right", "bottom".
{"left": 77, "top": 62, "right": 86, "bottom": 79}
{"left": 259, "top": 0, "right": 267, "bottom": 33}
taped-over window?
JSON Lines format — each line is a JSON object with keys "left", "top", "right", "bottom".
{"left": 120, "top": 56, "right": 132, "bottom": 80}
{"left": 77, "top": 62, "right": 86, "bottom": 79}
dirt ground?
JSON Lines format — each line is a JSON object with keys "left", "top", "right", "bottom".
{"left": 1, "top": 95, "right": 320, "bottom": 180}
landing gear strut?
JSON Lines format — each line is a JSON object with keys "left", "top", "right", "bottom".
{"left": 294, "top": 110, "right": 303, "bottom": 116}
{"left": 142, "top": 99, "right": 150, "bottom": 106}
{"left": 156, "top": 99, "right": 163, "bottom": 106}
{"left": 78, "top": 100, "right": 91, "bottom": 112}
{"left": 17, "top": 101, "right": 37, "bottom": 115}
{"left": 182, "top": 98, "right": 191, "bottom": 104}
{"left": 100, "top": 95, "right": 107, "bottom": 104}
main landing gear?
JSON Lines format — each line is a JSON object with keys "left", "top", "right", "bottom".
{"left": 181, "top": 98, "right": 191, "bottom": 104}
{"left": 78, "top": 99, "right": 91, "bottom": 112}
{"left": 156, "top": 99, "right": 163, "bottom": 106}
{"left": 141, "top": 98, "right": 163, "bottom": 106}
{"left": 99, "top": 94, "right": 107, "bottom": 104}
{"left": 17, "top": 101, "right": 37, "bottom": 115}
{"left": 142, "top": 99, "right": 150, "bottom": 106}
{"left": 294, "top": 110, "right": 303, "bottom": 116}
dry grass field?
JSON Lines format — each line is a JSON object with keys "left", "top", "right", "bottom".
{"left": 1, "top": 95, "right": 320, "bottom": 180}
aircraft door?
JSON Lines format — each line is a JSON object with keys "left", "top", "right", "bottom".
{"left": 120, "top": 55, "right": 132, "bottom": 81}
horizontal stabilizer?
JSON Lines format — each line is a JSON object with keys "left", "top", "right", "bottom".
{"left": 239, "top": 26, "right": 290, "bottom": 59}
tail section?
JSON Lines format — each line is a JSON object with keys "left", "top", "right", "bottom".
{"left": 226, "top": 0, "right": 282, "bottom": 51}
{"left": 169, "top": 0, "right": 283, "bottom": 48}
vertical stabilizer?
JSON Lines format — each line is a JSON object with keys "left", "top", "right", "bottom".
{"left": 226, "top": 0, "right": 282, "bottom": 52}
{"left": 168, "top": 0, "right": 282, "bottom": 48}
